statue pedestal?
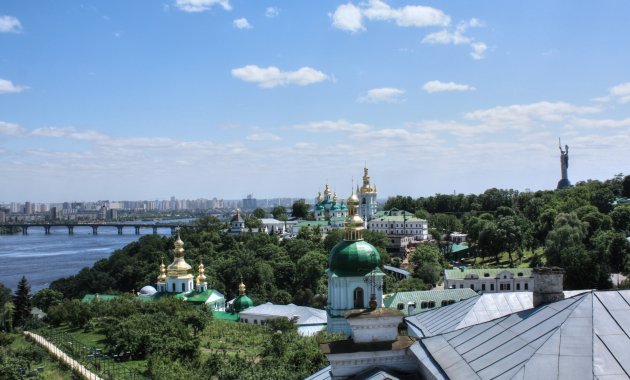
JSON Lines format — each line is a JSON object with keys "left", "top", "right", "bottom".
{"left": 557, "top": 178, "right": 571, "bottom": 190}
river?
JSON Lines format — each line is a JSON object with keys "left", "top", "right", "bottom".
{"left": 0, "top": 222, "right": 189, "bottom": 293}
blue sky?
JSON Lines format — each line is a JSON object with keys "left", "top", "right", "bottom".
{"left": 1, "top": 1, "right": 629, "bottom": 203}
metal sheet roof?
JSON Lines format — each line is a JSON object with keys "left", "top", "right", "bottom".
{"left": 412, "top": 290, "right": 630, "bottom": 380}
{"left": 383, "top": 288, "right": 478, "bottom": 316}
{"left": 238, "top": 302, "right": 326, "bottom": 326}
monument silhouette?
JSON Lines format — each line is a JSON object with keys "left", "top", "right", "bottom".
{"left": 557, "top": 138, "right": 571, "bottom": 189}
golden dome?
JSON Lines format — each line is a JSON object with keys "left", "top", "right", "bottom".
{"left": 317, "top": 191, "right": 323, "bottom": 203}
{"left": 333, "top": 192, "right": 338, "bottom": 203}
{"left": 344, "top": 189, "right": 365, "bottom": 241}
{"left": 324, "top": 182, "right": 332, "bottom": 196}
{"left": 239, "top": 277, "right": 246, "bottom": 295}
{"left": 167, "top": 234, "right": 192, "bottom": 276}
{"left": 157, "top": 259, "right": 167, "bottom": 282}
{"left": 196, "top": 261, "right": 207, "bottom": 284}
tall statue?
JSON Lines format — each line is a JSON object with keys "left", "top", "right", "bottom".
{"left": 557, "top": 138, "right": 571, "bottom": 189}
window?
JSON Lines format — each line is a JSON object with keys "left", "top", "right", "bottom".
{"left": 500, "top": 283, "right": 511, "bottom": 291}
{"left": 481, "top": 284, "right": 486, "bottom": 291}
{"left": 525, "top": 283, "right": 529, "bottom": 290}
{"left": 353, "top": 287, "right": 364, "bottom": 309}
{"left": 518, "top": 272, "right": 523, "bottom": 277}
{"left": 516, "top": 283, "right": 520, "bottom": 290}
{"left": 490, "top": 284, "right": 495, "bottom": 291}
{"left": 470, "top": 284, "right": 475, "bottom": 290}
{"left": 397, "top": 303, "right": 405, "bottom": 310}
{"left": 254, "top": 320, "right": 258, "bottom": 324}
{"left": 172, "top": 283, "right": 176, "bottom": 292}
{"left": 182, "top": 283, "right": 186, "bottom": 292}
{"left": 460, "top": 284, "right": 463, "bottom": 288}
{"left": 484, "top": 273, "right": 490, "bottom": 277}
{"left": 428, "top": 301, "right": 435, "bottom": 308}
{"left": 421, "top": 302, "right": 428, "bottom": 309}
{"left": 441, "top": 300, "right": 449, "bottom": 307}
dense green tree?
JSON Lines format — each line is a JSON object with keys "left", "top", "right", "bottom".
{"left": 253, "top": 208, "right": 267, "bottom": 219}
{"left": 296, "top": 251, "right": 327, "bottom": 291}
{"left": 12, "top": 276, "right": 32, "bottom": 328}
{"left": 610, "top": 205, "right": 630, "bottom": 233}
{"left": 32, "top": 288, "right": 63, "bottom": 313}
{"left": 291, "top": 200, "right": 310, "bottom": 219}
{"left": 272, "top": 205, "right": 287, "bottom": 220}
{"left": 383, "top": 195, "right": 417, "bottom": 213}
{"left": 496, "top": 216, "right": 524, "bottom": 266}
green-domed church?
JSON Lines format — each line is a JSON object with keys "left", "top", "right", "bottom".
{"left": 326, "top": 189, "right": 384, "bottom": 335}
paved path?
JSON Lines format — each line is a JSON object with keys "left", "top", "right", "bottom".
{"left": 24, "top": 331, "right": 103, "bottom": 380}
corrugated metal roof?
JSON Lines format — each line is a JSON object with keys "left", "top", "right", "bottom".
{"left": 406, "top": 290, "right": 590, "bottom": 338}
{"left": 304, "top": 365, "right": 332, "bottom": 380}
{"left": 239, "top": 302, "right": 326, "bottom": 326}
{"left": 383, "top": 265, "right": 411, "bottom": 277}
{"left": 383, "top": 288, "right": 478, "bottom": 316}
{"left": 444, "top": 268, "right": 533, "bottom": 280}
{"left": 412, "top": 290, "right": 630, "bottom": 380}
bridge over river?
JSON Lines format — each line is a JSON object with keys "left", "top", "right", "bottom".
{"left": 0, "top": 223, "right": 194, "bottom": 235}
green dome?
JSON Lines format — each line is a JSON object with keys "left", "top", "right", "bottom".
{"left": 329, "top": 240, "right": 381, "bottom": 276}
{"left": 233, "top": 294, "right": 254, "bottom": 312}
{"left": 315, "top": 204, "right": 325, "bottom": 211}
{"left": 330, "top": 203, "right": 340, "bottom": 211}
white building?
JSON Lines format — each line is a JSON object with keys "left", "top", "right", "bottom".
{"left": 358, "top": 166, "right": 378, "bottom": 224}
{"left": 444, "top": 267, "right": 534, "bottom": 293}
{"left": 238, "top": 303, "right": 327, "bottom": 336}
{"left": 367, "top": 208, "right": 429, "bottom": 241}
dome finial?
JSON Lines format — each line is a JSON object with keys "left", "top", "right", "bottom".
{"left": 239, "top": 276, "right": 246, "bottom": 295}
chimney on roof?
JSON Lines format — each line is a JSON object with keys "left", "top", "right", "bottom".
{"left": 533, "top": 267, "right": 565, "bottom": 307}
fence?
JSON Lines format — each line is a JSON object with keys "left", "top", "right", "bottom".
{"left": 26, "top": 329, "right": 147, "bottom": 380}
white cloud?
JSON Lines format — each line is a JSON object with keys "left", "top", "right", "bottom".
{"left": 233, "top": 18, "right": 252, "bottom": 29}
{"left": 332, "top": 3, "right": 364, "bottom": 33}
{"left": 293, "top": 119, "right": 371, "bottom": 133}
{"left": 246, "top": 133, "right": 281, "bottom": 141}
{"left": 175, "top": 0, "right": 231, "bottom": 13}
{"left": 609, "top": 82, "right": 630, "bottom": 103}
{"left": 265, "top": 7, "right": 279, "bottom": 18}
{"left": 0, "top": 78, "right": 28, "bottom": 94}
{"left": 465, "top": 101, "right": 600, "bottom": 125}
{"left": 0, "top": 121, "right": 24, "bottom": 136}
{"left": 231, "top": 65, "right": 328, "bottom": 88}
{"left": 423, "top": 80, "right": 475, "bottom": 93}
{"left": 422, "top": 18, "right": 487, "bottom": 59}
{"left": 567, "top": 117, "right": 630, "bottom": 129}
{"left": 470, "top": 42, "right": 488, "bottom": 60}
{"left": 332, "top": 0, "right": 449, "bottom": 32}
{"left": 362, "top": 0, "right": 450, "bottom": 27}
{"left": 0, "top": 15, "right": 22, "bottom": 33}
{"left": 358, "top": 87, "right": 405, "bottom": 103}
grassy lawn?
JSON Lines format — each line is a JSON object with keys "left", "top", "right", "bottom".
{"left": 43, "top": 324, "right": 148, "bottom": 375}
{"left": 200, "top": 319, "right": 271, "bottom": 358}
{"left": 8, "top": 333, "right": 74, "bottom": 380}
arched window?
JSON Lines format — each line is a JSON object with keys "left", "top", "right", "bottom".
{"left": 181, "top": 283, "right": 186, "bottom": 292}
{"left": 353, "top": 287, "right": 364, "bottom": 309}
{"left": 172, "top": 283, "right": 176, "bottom": 292}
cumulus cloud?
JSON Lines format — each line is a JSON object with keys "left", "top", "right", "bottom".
{"left": 423, "top": 80, "right": 475, "bottom": 93}
{"left": 465, "top": 101, "right": 600, "bottom": 125}
{"left": 292, "top": 119, "right": 371, "bottom": 133}
{"left": 332, "top": 3, "right": 364, "bottom": 33}
{"left": 470, "top": 42, "right": 488, "bottom": 60}
{"left": 0, "top": 78, "right": 28, "bottom": 94}
{"left": 246, "top": 133, "right": 281, "bottom": 141}
{"left": 358, "top": 87, "right": 405, "bottom": 103}
{"left": 233, "top": 18, "right": 252, "bottom": 29}
{"left": 175, "top": 0, "right": 231, "bottom": 13}
{"left": 0, "top": 15, "right": 22, "bottom": 33}
{"left": 0, "top": 121, "right": 24, "bottom": 136}
{"left": 422, "top": 18, "right": 487, "bottom": 59}
{"left": 609, "top": 82, "right": 630, "bottom": 104}
{"left": 332, "top": 0, "right": 449, "bottom": 33}
{"left": 265, "top": 7, "right": 279, "bottom": 18}
{"left": 231, "top": 65, "right": 328, "bottom": 88}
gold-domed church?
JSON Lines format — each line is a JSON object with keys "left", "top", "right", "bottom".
{"left": 326, "top": 188, "right": 384, "bottom": 335}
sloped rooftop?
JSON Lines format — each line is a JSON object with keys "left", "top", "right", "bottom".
{"left": 406, "top": 290, "right": 589, "bottom": 338}
{"left": 413, "top": 290, "right": 630, "bottom": 379}
{"left": 238, "top": 302, "right": 326, "bottom": 326}
{"left": 383, "top": 288, "right": 478, "bottom": 316}
{"left": 444, "top": 268, "right": 533, "bottom": 280}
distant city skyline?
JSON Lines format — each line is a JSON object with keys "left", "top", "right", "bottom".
{"left": 1, "top": 1, "right": 629, "bottom": 202}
